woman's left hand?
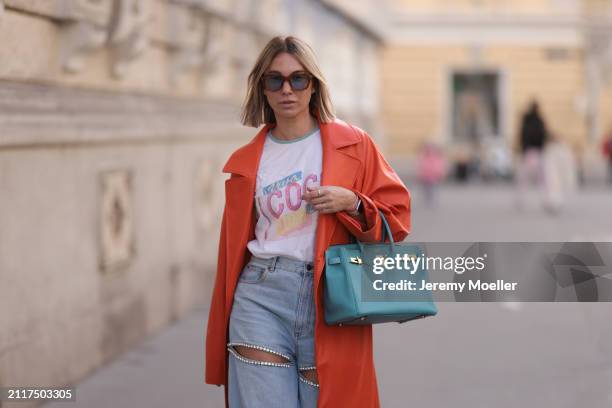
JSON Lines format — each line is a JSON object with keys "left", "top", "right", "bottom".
{"left": 302, "top": 185, "right": 358, "bottom": 214}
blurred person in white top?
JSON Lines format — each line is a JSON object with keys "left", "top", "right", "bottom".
{"left": 542, "top": 131, "right": 577, "bottom": 214}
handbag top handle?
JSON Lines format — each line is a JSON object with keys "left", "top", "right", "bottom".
{"left": 349, "top": 210, "right": 396, "bottom": 251}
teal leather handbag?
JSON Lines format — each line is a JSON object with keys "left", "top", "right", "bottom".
{"left": 324, "top": 211, "right": 438, "bottom": 326}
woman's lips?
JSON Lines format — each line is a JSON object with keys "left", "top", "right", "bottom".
{"left": 279, "top": 101, "right": 296, "bottom": 106}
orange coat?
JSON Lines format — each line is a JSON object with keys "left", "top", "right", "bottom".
{"left": 205, "top": 118, "right": 411, "bottom": 407}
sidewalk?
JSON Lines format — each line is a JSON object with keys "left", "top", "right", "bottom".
{"left": 43, "top": 302, "right": 612, "bottom": 408}
{"left": 44, "top": 305, "right": 224, "bottom": 408}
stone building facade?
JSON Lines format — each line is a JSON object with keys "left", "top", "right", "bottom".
{"left": 0, "top": 0, "right": 381, "bottom": 402}
{"left": 380, "top": 0, "right": 612, "bottom": 179}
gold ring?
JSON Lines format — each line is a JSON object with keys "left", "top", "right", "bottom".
{"left": 317, "top": 189, "right": 321, "bottom": 197}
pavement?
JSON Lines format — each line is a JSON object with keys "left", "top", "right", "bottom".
{"left": 45, "top": 182, "right": 612, "bottom": 408}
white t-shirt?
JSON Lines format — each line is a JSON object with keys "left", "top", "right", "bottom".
{"left": 246, "top": 127, "right": 322, "bottom": 262}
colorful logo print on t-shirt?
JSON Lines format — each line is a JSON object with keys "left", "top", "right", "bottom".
{"left": 256, "top": 171, "right": 319, "bottom": 240}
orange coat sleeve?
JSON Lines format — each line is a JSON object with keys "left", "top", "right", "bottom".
{"left": 335, "top": 130, "right": 411, "bottom": 243}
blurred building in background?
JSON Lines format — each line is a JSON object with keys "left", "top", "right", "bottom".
{"left": 379, "top": 0, "right": 612, "bottom": 181}
{"left": 0, "top": 0, "right": 381, "bottom": 401}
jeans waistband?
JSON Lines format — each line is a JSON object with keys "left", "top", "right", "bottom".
{"left": 248, "top": 254, "right": 314, "bottom": 275}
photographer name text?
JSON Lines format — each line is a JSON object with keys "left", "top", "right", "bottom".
{"left": 372, "top": 279, "right": 518, "bottom": 292}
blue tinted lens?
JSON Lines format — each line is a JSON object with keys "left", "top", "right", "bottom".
{"left": 264, "top": 75, "right": 284, "bottom": 91}
{"left": 290, "top": 74, "right": 309, "bottom": 90}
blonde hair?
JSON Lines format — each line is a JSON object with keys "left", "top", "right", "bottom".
{"left": 241, "top": 36, "right": 335, "bottom": 127}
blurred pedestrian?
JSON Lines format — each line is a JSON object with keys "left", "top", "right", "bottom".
{"left": 515, "top": 100, "right": 548, "bottom": 209}
{"left": 602, "top": 128, "right": 612, "bottom": 184}
{"left": 452, "top": 143, "right": 470, "bottom": 182}
{"left": 542, "top": 132, "right": 577, "bottom": 213}
{"left": 417, "top": 142, "right": 447, "bottom": 206}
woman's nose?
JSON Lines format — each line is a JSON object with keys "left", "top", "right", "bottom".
{"left": 281, "top": 79, "right": 293, "bottom": 94}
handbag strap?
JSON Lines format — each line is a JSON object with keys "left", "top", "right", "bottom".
{"left": 350, "top": 209, "right": 395, "bottom": 245}
{"left": 379, "top": 210, "right": 394, "bottom": 244}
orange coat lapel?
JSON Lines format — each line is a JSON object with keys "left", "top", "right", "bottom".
{"left": 315, "top": 120, "right": 361, "bottom": 288}
{"left": 221, "top": 124, "right": 270, "bottom": 313}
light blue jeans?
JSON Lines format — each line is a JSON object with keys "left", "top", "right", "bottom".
{"left": 227, "top": 255, "right": 319, "bottom": 408}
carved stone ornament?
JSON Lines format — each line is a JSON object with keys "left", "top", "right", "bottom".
{"left": 56, "top": 0, "right": 151, "bottom": 76}
{"left": 107, "top": 0, "right": 152, "bottom": 78}
{"left": 99, "top": 169, "right": 135, "bottom": 273}
{"left": 59, "top": 0, "right": 114, "bottom": 73}
{"left": 61, "top": 21, "right": 109, "bottom": 73}
{"left": 166, "top": 3, "right": 220, "bottom": 84}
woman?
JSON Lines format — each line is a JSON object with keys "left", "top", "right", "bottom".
{"left": 205, "top": 36, "right": 411, "bottom": 408}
